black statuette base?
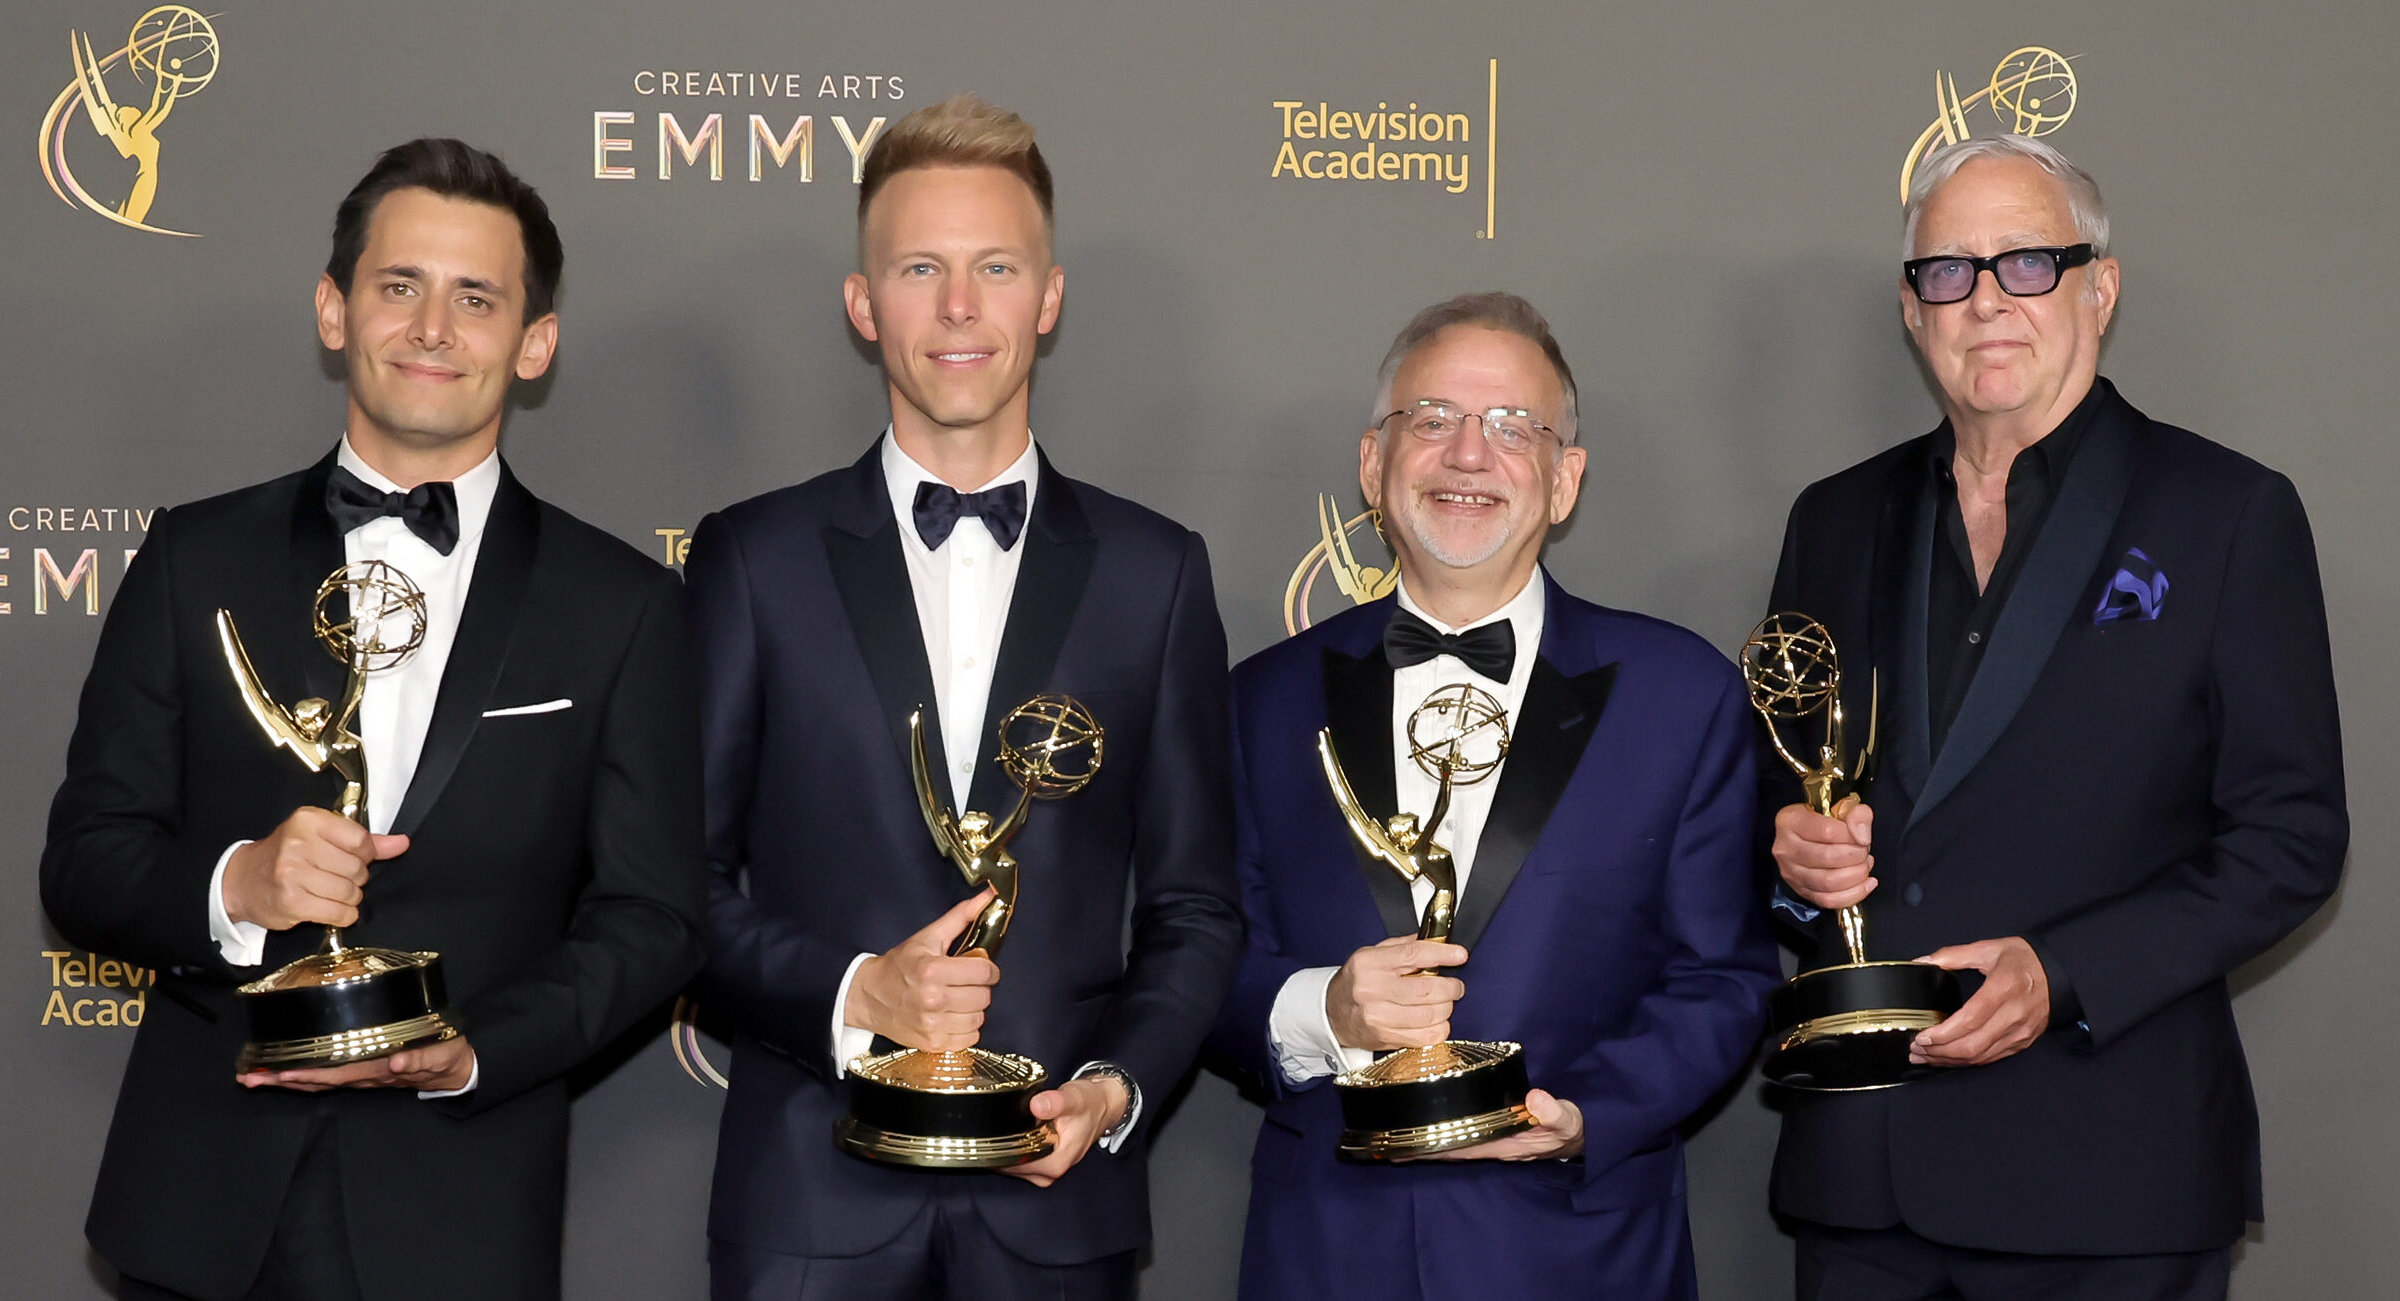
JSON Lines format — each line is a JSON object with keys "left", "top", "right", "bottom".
{"left": 235, "top": 955, "right": 457, "bottom": 1072}
{"left": 1336, "top": 1040, "right": 1534, "bottom": 1162}
{"left": 1763, "top": 960, "right": 1966, "bottom": 1092}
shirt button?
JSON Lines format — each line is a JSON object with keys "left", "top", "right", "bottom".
{"left": 962, "top": 656, "right": 977, "bottom": 670}
{"left": 957, "top": 760, "right": 972, "bottom": 775}
{"left": 1903, "top": 883, "right": 1925, "bottom": 907}
{"left": 1967, "top": 631, "right": 1982, "bottom": 645}
{"left": 960, "top": 556, "right": 975, "bottom": 569}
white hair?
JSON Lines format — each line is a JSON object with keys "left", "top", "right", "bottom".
{"left": 1902, "top": 135, "right": 2110, "bottom": 261}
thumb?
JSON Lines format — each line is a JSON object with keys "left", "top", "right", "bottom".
{"left": 1027, "top": 1087, "right": 1066, "bottom": 1120}
{"left": 1914, "top": 943, "right": 1982, "bottom": 971}
{"left": 919, "top": 887, "right": 997, "bottom": 949}
{"left": 1836, "top": 797, "right": 1874, "bottom": 847}
{"left": 1522, "top": 1087, "right": 1563, "bottom": 1128}
{"left": 370, "top": 833, "right": 410, "bottom": 860}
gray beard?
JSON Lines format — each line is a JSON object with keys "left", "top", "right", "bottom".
{"left": 1404, "top": 508, "right": 1512, "bottom": 570}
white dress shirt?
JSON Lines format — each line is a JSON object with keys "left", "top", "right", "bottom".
{"left": 207, "top": 436, "right": 497, "bottom": 1095}
{"left": 1267, "top": 569, "right": 1548, "bottom": 1084}
{"left": 824, "top": 432, "right": 1140, "bottom": 1150}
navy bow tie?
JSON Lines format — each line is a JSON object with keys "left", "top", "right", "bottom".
{"left": 912, "top": 479, "right": 1028, "bottom": 551}
{"left": 1383, "top": 610, "right": 1516, "bottom": 682}
{"left": 326, "top": 465, "right": 460, "bottom": 556}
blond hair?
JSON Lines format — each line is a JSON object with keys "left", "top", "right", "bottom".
{"left": 857, "top": 94, "right": 1055, "bottom": 242}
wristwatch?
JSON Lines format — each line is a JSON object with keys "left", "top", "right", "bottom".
{"left": 1070, "top": 1061, "right": 1142, "bottom": 1148}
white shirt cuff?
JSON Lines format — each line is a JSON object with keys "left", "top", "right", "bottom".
{"left": 1069, "top": 1062, "right": 1143, "bottom": 1154}
{"left": 208, "top": 841, "right": 267, "bottom": 967}
{"left": 416, "top": 1054, "right": 478, "bottom": 1100}
{"left": 1268, "top": 966, "right": 1373, "bottom": 1085}
{"left": 831, "top": 952, "right": 877, "bottom": 1077}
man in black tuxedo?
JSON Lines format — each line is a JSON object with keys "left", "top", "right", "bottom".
{"left": 686, "top": 95, "right": 1242, "bottom": 1300}
{"left": 1764, "top": 135, "right": 2347, "bottom": 1299}
{"left": 41, "top": 139, "right": 706, "bottom": 1301}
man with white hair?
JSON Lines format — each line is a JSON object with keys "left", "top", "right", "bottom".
{"left": 1760, "top": 135, "right": 2346, "bottom": 1298}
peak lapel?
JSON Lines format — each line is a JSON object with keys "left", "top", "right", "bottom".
{"left": 1907, "top": 397, "right": 2141, "bottom": 830}
{"left": 823, "top": 445, "right": 953, "bottom": 798}
{"left": 1448, "top": 608, "right": 1616, "bottom": 954}
{"left": 286, "top": 452, "right": 349, "bottom": 711}
{"left": 391, "top": 466, "right": 540, "bottom": 837}
{"left": 1319, "top": 637, "right": 1419, "bottom": 941}
{"left": 967, "top": 454, "right": 1096, "bottom": 816}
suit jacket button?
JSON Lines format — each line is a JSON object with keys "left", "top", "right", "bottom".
{"left": 1902, "top": 883, "right": 1925, "bottom": 907}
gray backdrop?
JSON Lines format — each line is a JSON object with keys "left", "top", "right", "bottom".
{"left": 6, "top": 2, "right": 2393, "bottom": 1296}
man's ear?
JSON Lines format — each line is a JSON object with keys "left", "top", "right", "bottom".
{"left": 315, "top": 275, "right": 348, "bottom": 351}
{"left": 1037, "top": 264, "right": 1064, "bottom": 336}
{"left": 1357, "top": 428, "right": 1385, "bottom": 509}
{"left": 843, "top": 273, "right": 879, "bottom": 342}
{"left": 513, "top": 313, "right": 559, "bottom": 381}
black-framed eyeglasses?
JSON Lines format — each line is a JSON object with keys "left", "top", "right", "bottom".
{"left": 1902, "top": 243, "right": 2096, "bottom": 304}
{"left": 1378, "top": 401, "right": 1561, "bottom": 455}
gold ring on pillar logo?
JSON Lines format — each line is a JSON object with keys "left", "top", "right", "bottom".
{"left": 1283, "top": 492, "right": 1396, "bottom": 635}
{"left": 1898, "top": 45, "right": 2079, "bottom": 205}
{"left": 38, "top": 6, "right": 223, "bottom": 237}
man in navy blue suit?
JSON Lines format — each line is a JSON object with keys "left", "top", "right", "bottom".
{"left": 1210, "top": 292, "right": 1780, "bottom": 1299}
{"left": 685, "top": 96, "right": 1242, "bottom": 1300}
{"left": 1765, "top": 136, "right": 2346, "bottom": 1299}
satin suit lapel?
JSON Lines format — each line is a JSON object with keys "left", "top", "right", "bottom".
{"left": 390, "top": 466, "right": 540, "bottom": 837}
{"left": 966, "top": 451, "right": 1096, "bottom": 816}
{"left": 1907, "top": 400, "right": 2141, "bottom": 830}
{"left": 822, "top": 447, "right": 954, "bottom": 793}
{"left": 1318, "top": 623, "right": 1418, "bottom": 941}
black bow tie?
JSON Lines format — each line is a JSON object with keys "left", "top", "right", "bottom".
{"left": 326, "top": 465, "right": 461, "bottom": 556}
{"left": 1383, "top": 610, "right": 1516, "bottom": 682}
{"left": 912, "top": 479, "right": 1028, "bottom": 551}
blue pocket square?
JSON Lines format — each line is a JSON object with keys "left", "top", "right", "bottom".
{"left": 2093, "top": 547, "right": 2168, "bottom": 624}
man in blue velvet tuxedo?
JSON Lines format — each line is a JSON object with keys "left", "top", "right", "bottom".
{"left": 685, "top": 96, "right": 1242, "bottom": 1300}
{"left": 1209, "top": 292, "right": 1780, "bottom": 1299}
{"left": 1764, "top": 136, "right": 2347, "bottom": 1299}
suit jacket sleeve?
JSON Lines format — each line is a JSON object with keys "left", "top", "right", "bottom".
{"left": 1203, "top": 672, "right": 1312, "bottom": 1100}
{"left": 684, "top": 512, "right": 868, "bottom": 1074}
{"left": 1547, "top": 670, "right": 1780, "bottom": 1180}
{"left": 41, "top": 508, "right": 245, "bottom": 981}
{"left": 2029, "top": 473, "right": 2346, "bottom": 1048}
{"left": 1080, "top": 531, "right": 1244, "bottom": 1111}
{"left": 439, "top": 567, "right": 709, "bottom": 1114}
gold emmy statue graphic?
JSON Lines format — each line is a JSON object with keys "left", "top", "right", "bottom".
{"left": 1284, "top": 493, "right": 1397, "bottom": 635}
{"left": 217, "top": 561, "right": 461, "bottom": 1072}
{"left": 39, "top": 5, "right": 221, "bottom": 236}
{"left": 1318, "top": 683, "right": 1535, "bottom": 1161}
{"left": 1744, "top": 613, "right": 1962, "bottom": 1091}
{"left": 838, "top": 695, "right": 1106, "bottom": 1168}
{"left": 1898, "top": 45, "right": 2078, "bottom": 203}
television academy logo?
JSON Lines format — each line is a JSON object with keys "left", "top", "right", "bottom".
{"left": 37, "top": 5, "right": 222, "bottom": 237}
{"left": 1269, "top": 59, "right": 1502, "bottom": 240}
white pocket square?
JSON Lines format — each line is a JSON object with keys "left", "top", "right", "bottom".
{"left": 482, "top": 699, "right": 572, "bottom": 718}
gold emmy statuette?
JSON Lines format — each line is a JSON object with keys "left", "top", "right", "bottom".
{"left": 1744, "top": 613, "right": 1963, "bottom": 1091}
{"left": 838, "top": 695, "right": 1106, "bottom": 1169}
{"left": 1319, "top": 683, "right": 1535, "bottom": 1161}
{"left": 219, "top": 561, "right": 460, "bottom": 1072}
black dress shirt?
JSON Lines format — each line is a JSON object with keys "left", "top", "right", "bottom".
{"left": 1921, "top": 381, "right": 2105, "bottom": 1028}
{"left": 1925, "top": 382, "right": 2103, "bottom": 752}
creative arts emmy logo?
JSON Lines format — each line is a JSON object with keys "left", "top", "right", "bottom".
{"left": 1899, "top": 45, "right": 2079, "bottom": 204}
{"left": 37, "top": 5, "right": 222, "bottom": 237}
{"left": 1284, "top": 492, "right": 1396, "bottom": 635}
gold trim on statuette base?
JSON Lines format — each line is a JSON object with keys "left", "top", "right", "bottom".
{"left": 1779, "top": 1006, "right": 1948, "bottom": 1053}
{"left": 833, "top": 1117, "right": 1059, "bottom": 1169}
{"left": 233, "top": 1012, "right": 459, "bottom": 1072}
{"left": 1338, "top": 1102, "right": 1538, "bottom": 1162}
